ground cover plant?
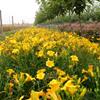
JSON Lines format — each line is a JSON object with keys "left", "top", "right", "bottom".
{"left": 0, "top": 27, "right": 100, "bottom": 100}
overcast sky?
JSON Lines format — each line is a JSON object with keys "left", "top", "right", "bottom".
{"left": 0, "top": 0, "right": 39, "bottom": 24}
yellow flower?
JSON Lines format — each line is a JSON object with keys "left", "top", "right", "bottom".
{"left": 12, "top": 49, "right": 19, "bottom": 54}
{"left": 22, "top": 43, "right": 30, "bottom": 51}
{"left": 9, "top": 82, "right": 14, "bottom": 88}
{"left": 82, "top": 69, "right": 87, "bottom": 74}
{"left": 0, "top": 45, "right": 3, "bottom": 54}
{"left": 98, "top": 56, "right": 100, "bottom": 60}
{"left": 47, "top": 50, "right": 55, "bottom": 56}
{"left": 43, "top": 41, "right": 55, "bottom": 49}
{"left": 27, "top": 90, "right": 45, "bottom": 100}
{"left": 9, "top": 82, "right": 14, "bottom": 95}
{"left": 46, "top": 89, "right": 61, "bottom": 100}
{"left": 37, "top": 50, "right": 44, "bottom": 57}
{"left": 62, "top": 80, "right": 73, "bottom": 90}
{"left": 96, "top": 38, "right": 100, "bottom": 40}
{"left": 55, "top": 52, "right": 58, "bottom": 57}
{"left": 77, "top": 78, "right": 81, "bottom": 84}
{"left": 6, "top": 69, "right": 15, "bottom": 75}
{"left": 25, "top": 73, "right": 35, "bottom": 82}
{"left": 70, "top": 55, "right": 79, "bottom": 62}
{"left": 49, "top": 79, "right": 60, "bottom": 91}
{"left": 46, "top": 59, "right": 54, "bottom": 68}
{"left": 36, "top": 72, "right": 45, "bottom": 80}
{"left": 59, "top": 75, "right": 70, "bottom": 83}
{"left": 82, "top": 65, "right": 94, "bottom": 77}
{"left": 13, "top": 74, "right": 19, "bottom": 84}
{"left": 81, "top": 75, "right": 88, "bottom": 83}
{"left": 0, "top": 45, "right": 3, "bottom": 51}
{"left": 88, "top": 65, "right": 94, "bottom": 77}
{"left": 54, "top": 67, "right": 65, "bottom": 76}
{"left": 80, "top": 88, "right": 87, "bottom": 97}
{"left": 9, "top": 39, "right": 16, "bottom": 44}
{"left": 37, "top": 69, "right": 46, "bottom": 73}
{"left": 32, "top": 37, "right": 39, "bottom": 46}
{"left": 62, "top": 80, "right": 80, "bottom": 95}
{"left": 19, "top": 96, "right": 24, "bottom": 100}
{"left": 20, "top": 72, "right": 25, "bottom": 81}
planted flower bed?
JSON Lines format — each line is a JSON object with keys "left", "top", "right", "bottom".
{"left": 0, "top": 28, "right": 100, "bottom": 100}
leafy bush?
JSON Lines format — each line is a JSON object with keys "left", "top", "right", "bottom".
{"left": 0, "top": 28, "right": 100, "bottom": 100}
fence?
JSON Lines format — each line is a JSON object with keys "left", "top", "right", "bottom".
{"left": 0, "top": 10, "right": 32, "bottom": 34}
{"left": 0, "top": 10, "right": 3, "bottom": 34}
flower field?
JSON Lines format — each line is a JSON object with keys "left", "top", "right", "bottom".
{"left": 0, "top": 27, "right": 100, "bottom": 100}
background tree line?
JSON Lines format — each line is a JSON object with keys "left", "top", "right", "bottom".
{"left": 34, "top": 0, "right": 100, "bottom": 25}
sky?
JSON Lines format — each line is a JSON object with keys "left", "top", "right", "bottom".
{"left": 0, "top": 0, "right": 39, "bottom": 24}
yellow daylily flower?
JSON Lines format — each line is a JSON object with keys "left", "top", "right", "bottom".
{"left": 27, "top": 90, "right": 45, "bottom": 100}
{"left": 25, "top": 73, "right": 35, "bottom": 82}
{"left": 96, "top": 38, "right": 100, "bottom": 40}
{"left": 47, "top": 50, "right": 55, "bottom": 56}
{"left": 98, "top": 56, "right": 100, "bottom": 60}
{"left": 81, "top": 75, "right": 88, "bottom": 83}
{"left": 37, "top": 50, "right": 44, "bottom": 57}
{"left": 59, "top": 75, "right": 70, "bottom": 83}
{"left": 0, "top": 45, "right": 3, "bottom": 54}
{"left": 70, "top": 55, "right": 79, "bottom": 62}
{"left": 13, "top": 74, "right": 19, "bottom": 84}
{"left": 9, "top": 82, "right": 14, "bottom": 95}
{"left": 12, "top": 49, "right": 19, "bottom": 54}
{"left": 46, "top": 59, "right": 55, "bottom": 68}
{"left": 22, "top": 43, "right": 30, "bottom": 51}
{"left": 54, "top": 67, "right": 65, "bottom": 76}
{"left": 46, "top": 89, "right": 61, "bottom": 100}
{"left": 82, "top": 69, "right": 87, "bottom": 74}
{"left": 9, "top": 82, "right": 14, "bottom": 88}
{"left": 19, "top": 96, "right": 24, "bottom": 100}
{"left": 62, "top": 80, "right": 80, "bottom": 95}
{"left": 37, "top": 69, "right": 46, "bottom": 73}
{"left": 82, "top": 65, "right": 94, "bottom": 77}
{"left": 88, "top": 65, "right": 94, "bottom": 77}
{"left": 20, "top": 72, "right": 25, "bottom": 81}
{"left": 77, "top": 78, "right": 81, "bottom": 84}
{"left": 80, "top": 88, "right": 87, "bottom": 97}
{"left": 49, "top": 79, "right": 60, "bottom": 91}
{"left": 6, "top": 69, "right": 15, "bottom": 75}
{"left": 36, "top": 72, "right": 45, "bottom": 80}
{"left": 9, "top": 39, "right": 17, "bottom": 44}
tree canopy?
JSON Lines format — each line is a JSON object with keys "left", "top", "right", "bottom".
{"left": 35, "top": 0, "right": 100, "bottom": 24}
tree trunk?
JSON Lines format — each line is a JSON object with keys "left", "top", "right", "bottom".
{"left": 78, "top": 15, "right": 82, "bottom": 35}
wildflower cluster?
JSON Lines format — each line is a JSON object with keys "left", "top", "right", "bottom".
{"left": 0, "top": 27, "right": 100, "bottom": 100}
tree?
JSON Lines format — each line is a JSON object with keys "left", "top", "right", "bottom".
{"left": 35, "top": 0, "right": 100, "bottom": 24}
{"left": 34, "top": 0, "right": 66, "bottom": 24}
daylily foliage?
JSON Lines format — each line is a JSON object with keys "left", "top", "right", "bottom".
{"left": 0, "top": 27, "right": 100, "bottom": 100}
